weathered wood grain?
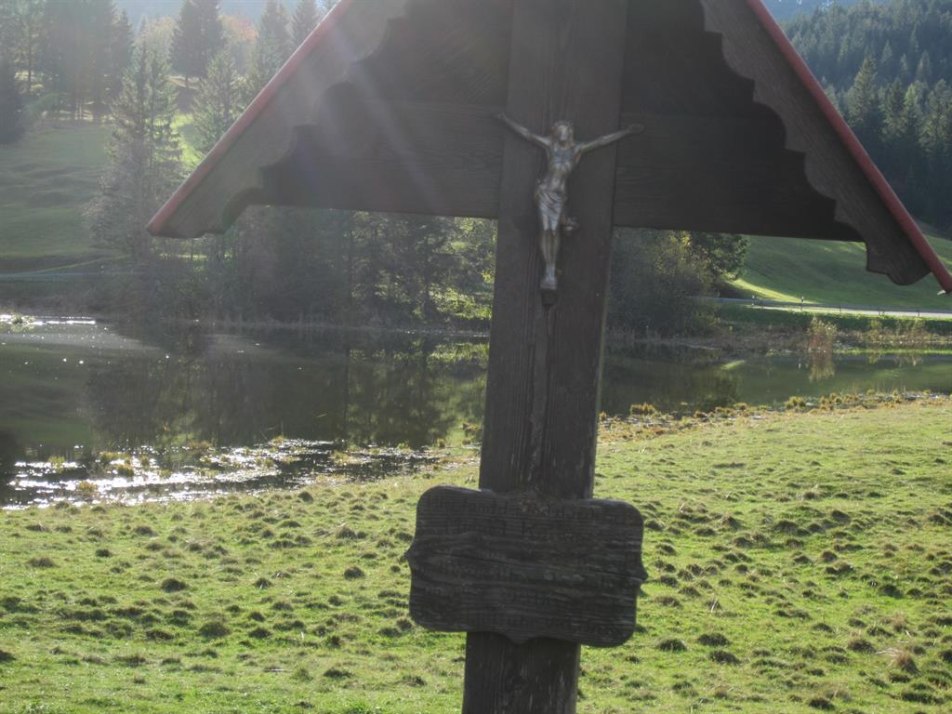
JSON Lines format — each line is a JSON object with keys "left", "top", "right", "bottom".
{"left": 259, "top": 98, "right": 504, "bottom": 218}
{"left": 407, "top": 487, "right": 646, "bottom": 647}
{"left": 466, "top": 0, "right": 631, "bottom": 711}
{"left": 613, "top": 111, "right": 855, "bottom": 240}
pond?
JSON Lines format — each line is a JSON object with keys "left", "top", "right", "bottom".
{"left": 2, "top": 315, "right": 951, "bottom": 507}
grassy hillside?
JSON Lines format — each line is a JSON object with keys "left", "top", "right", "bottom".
{"left": 0, "top": 124, "right": 112, "bottom": 266}
{"left": 1, "top": 396, "right": 950, "bottom": 712}
{"left": 732, "top": 235, "right": 952, "bottom": 310}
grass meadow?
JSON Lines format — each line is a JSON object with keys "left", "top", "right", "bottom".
{"left": 1, "top": 395, "right": 950, "bottom": 713}
{"left": 734, "top": 234, "right": 952, "bottom": 310}
{"left": 0, "top": 124, "right": 111, "bottom": 265}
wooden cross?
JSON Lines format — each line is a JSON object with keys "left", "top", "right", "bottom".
{"left": 148, "top": 2, "right": 952, "bottom": 712}
{"left": 417, "top": 3, "right": 647, "bottom": 709}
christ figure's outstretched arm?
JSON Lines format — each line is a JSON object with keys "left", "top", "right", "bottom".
{"left": 498, "top": 114, "right": 551, "bottom": 150}
{"left": 577, "top": 123, "right": 645, "bottom": 155}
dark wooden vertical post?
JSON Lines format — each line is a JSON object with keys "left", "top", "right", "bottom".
{"left": 462, "top": 0, "right": 630, "bottom": 711}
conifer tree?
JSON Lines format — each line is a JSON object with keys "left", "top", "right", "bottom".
{"left": 36, "top": 0, "right": 121, "bottom": 119}
{"left": 193, "top": 50, "right": 241, "bottom": 154}
{"left": 915, "top": 50, "right": 932, "bottom": 84}
{"left": 845, "top": 55, "right": 882, "bottom": 153}
{"left": 171, "top": 0, "right": 224, "bottom": 88}
{"left": 0, "top": 1, "right": 16, "bottom": 56}
{"left": 245, "top": 0, "right": 292, "bottom": 100}
{"left": 2, "top": 0, "right": 45, "bottom": 95}
{"left": 108, "top": 9, "right": 134, "bottom": 102}
{"left": 0, "top": 55, "right": 24, "bottom": 144}
{"left": 88, "top": 0, "right": 118, "bottom": 120}
{"left": 291, "top": 0, "right": 319, "bottom": 48}
{"left": 40, "top": 0, "right": 85, "bottom": 117}
{"left": 87, "top": 44, "right": 182, "bottom": 262}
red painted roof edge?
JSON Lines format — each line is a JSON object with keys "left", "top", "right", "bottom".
{"left": 745, "top": 0, "right": 952, "bottom": 294}
{"left": 147, "top": 0, "right": 356, "bottom": 237}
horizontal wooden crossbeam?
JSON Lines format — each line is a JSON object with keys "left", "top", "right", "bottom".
{"left": 260, "top": 100, "right": 854, "bottom": 240}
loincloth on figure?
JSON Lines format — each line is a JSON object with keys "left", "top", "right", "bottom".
{"left": 534, "top": 182, "right": 565, "bottom": 228}
{"left": 534, "top": 182, "right": 577, "bottom": 233}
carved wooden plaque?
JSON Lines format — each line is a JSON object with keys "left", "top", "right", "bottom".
{"left": 406, "top": 486, "right": 647, "bottom": 647}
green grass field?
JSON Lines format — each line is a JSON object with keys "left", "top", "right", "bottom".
{"left": 733, "top": 235, "right": 952, "bottom": 310}
{"left": 2, "top": 396, "right": 950, "bottom": 712}
{"left": 0, "top": 124, "right": 111, "bottom": 265}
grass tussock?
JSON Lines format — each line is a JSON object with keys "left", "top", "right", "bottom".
{"left": 0, "top": 396, "right": 950, "bottom": 712}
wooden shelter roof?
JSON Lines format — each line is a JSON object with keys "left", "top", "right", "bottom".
{"left": 148, "top": 0, "right": 952, "bottom": 293}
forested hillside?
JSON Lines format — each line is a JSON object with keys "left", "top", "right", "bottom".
{"left": 787, "top": 0, "right": 952, "bottom": 93}
{"left": 112, "top": 0, "right": 873, "bottom": 26}
{"left": 115, "top": 0, "right": 330, "bottom": 24}
{"left": 766, "top": 0, "right": 866, "bottom": 20}
{"left": 786, "top": 0, "right": 952, "bottom": 229}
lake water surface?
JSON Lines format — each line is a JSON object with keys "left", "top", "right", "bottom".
{"left": 3, "top": 316, "right": 950, "bottom": 506}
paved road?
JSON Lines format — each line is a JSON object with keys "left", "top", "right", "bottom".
{"left": 708, "top": 296, "right": 952, "bottom": 320}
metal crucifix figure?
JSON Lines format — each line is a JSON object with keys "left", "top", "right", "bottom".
{"left": 499, "top": 115, "right": 644, "bottom": 292}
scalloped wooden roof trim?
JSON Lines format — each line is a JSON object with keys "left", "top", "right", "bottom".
{"left": 148, "top": 0, "right": 952, "bottom": 294}
{"left": 147, "top": 0, "right": 410, "bottom": 238}
{"left": 722, "top": 0, "right": 951, "bottom": 292}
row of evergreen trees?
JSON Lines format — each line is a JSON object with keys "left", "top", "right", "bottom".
{"left": 0, "top": 0, "right": 333, "bottom": 136}
{"left": 788, "top": 0, "right": 952, "bottom": 228}
{"left": 0, "top": 0, "right": 133, "bottom": 123}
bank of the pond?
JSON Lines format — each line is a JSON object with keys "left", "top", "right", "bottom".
{"left": 608, "top": 308, "right": 952, "bottom": 357}
{"left": 1, "top": 395, "right": 950, "bottom": 713}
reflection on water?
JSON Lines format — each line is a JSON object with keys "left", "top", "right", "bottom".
{"left": 3, "top": 318, "right": 952, "bottom": 506}
{"left": 807, "top": 350, "right": 836, "bottom": 382}
{"left": 1, "top": 321, "right": 487, "bottom": 459}
{"left": 867, "top": 349, "right": 923, "bottom": 368}
{"left": 2, "top": 439, "right": 438, "bottom": 509}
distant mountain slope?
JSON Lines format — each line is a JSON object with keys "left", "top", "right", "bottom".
{"left": 117, "top": 0, "right": 302, "bottom": 25}
{"left": 764, "top": 0, "right": 868, "bottom": 21}
{"left": 779, "top": 0, "right": 952, "bottom": 229}
{"left": 115, "top": 0, "right": 870, "bottom": 26}
{"left": 784, "top": 0, "right": 952, "bottom": 89}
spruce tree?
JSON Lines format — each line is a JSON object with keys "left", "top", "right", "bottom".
{"left": 845, "top": 55, "right": 882, "bottom": 153}
{"left": 87, "top": 44, "right": 182, "bottom": 262}
{"left": 108, "top": 9, "right": 134, "bottom": 102}
{"left": 193, "top": 50, "right": 241, "bottom": 154}
{"left": 35, "top": 0, "right": 116, "bottom": 119}
{"left": 88, "top": 0, "right": 118, "bottom": 120}
{"left": 0, "top": 1, "right": 16, "bottom": 56}
{"left": 40, "top": 0, "right": 86, "bottom": 117}
{"left": 245, "top": 0, "right": 292, "bottom": 100}
{"left": 915, "top": 51, "right": 933, "bottom": 84}
{"left": 4, "top": 0, "right": 45, "bottom": 95}
{"left": 291, "top": 0, "right": 319, "bottom": 48}
{"left": 880, "top": 78, "right": 905, "bottom": 170}
{"left": 171, "top": 0, "right": 224, "bottom": 88}
{"left": 0, "top": 55, "right": 24, "bottom": 144}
